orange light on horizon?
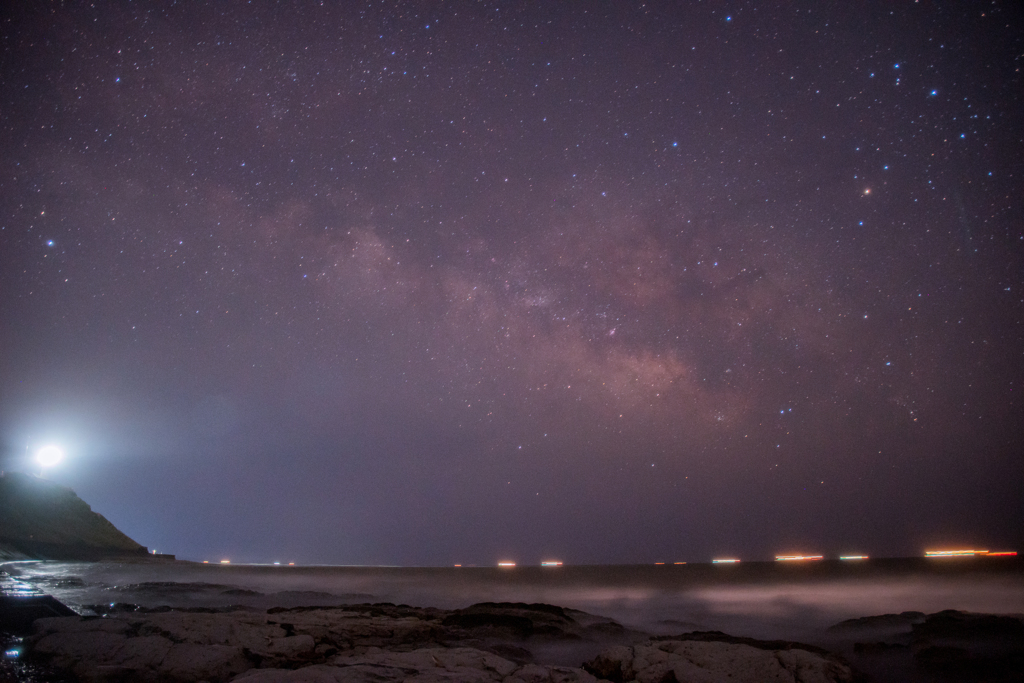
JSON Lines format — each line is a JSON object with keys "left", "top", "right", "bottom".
{"left": 453, "top": 564, "right": 462, "bottom": 567}
{"left": 288, "top": 562, "right": 295, "bottom": 565}
{"left": 985, "top": 551, "right": 1017, "bottom": 556}
{"left": 220, "top": 560, "right": 230, "bottom": 564}
{"left": 674, "top": 562, "right": 687, "bottom": 565}
{"left": 203, "top": 560, "right": 209, "bottom": 563}
{"left": 776, "top": 555, "right": 824, "bottom": 562}
{"left": 654, "top": 562, "right": 665, "bottom": 565}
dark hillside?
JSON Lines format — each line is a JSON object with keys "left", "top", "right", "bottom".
{"left": 0, "top": 471, "right": 147, "bottom": 560}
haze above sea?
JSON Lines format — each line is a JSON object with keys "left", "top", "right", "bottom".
{"left": 8, "top": 557, "right": 1022, "bottom": 645}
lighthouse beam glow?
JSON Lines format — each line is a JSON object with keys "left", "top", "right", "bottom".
{"left": 35, "top": 445, "right": 64, "bottom": 469}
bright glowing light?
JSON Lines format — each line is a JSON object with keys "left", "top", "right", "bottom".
{"left": 674, "top": 562, "right": 687, "bottom": 565}
{"left": 541, "top": 561, "right": 562, "bottom": 566}
{"left": 776, "top": 555, "right": 824, "bottom": 562}
{"left": 288, "top": 562, "right": 295, "bottom": 565}
{"left": 273, "top": 562, "right": 280, "bottom": 565}
{"left": 654, "top": 562, "right": 665, "bottom": 565}
{"left": 453, "top": 564, "right": 462, "bottom": 567}
{"left": 220, "top": 559, "right": 230, "bottom": 564}
{"left": 985, "top": 551, "right": 1017, "bottom": 557}
{"left": 840, "top": 555, "right": 869, "bottom": 560}
{"left": 712, "top": 558, "right": 740, "bottom": 564}
{"left": 203, "top": 561, "right": 209, "bottom": 564}
{"left": 497, "top": 561, "right": 516, "bottom": 567}
{"left": 35, "top": 444, "right": 64, "bottom": 468}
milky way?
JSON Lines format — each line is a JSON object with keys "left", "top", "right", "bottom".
{"left": 2, "top": 3, "right": 1021, "bottom": 565}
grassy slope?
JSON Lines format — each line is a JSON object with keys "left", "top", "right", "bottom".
{"left": 0, "top": 471, "right": 145, "bottom": 552}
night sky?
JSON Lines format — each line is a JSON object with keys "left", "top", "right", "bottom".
{"left": 2, "top": 2, "right": 1021, "bottom": 566}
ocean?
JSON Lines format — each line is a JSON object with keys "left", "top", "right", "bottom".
{"left": 7, "top": 555, "right": 1022, "bottom": 642}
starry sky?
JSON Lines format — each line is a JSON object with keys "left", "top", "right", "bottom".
{"left": 2, "top": 2, "right": 1021, "bottom": 566}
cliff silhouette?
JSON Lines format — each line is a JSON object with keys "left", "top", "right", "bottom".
{"left": 0, "top": 471, "right": 148, "bottom": 560}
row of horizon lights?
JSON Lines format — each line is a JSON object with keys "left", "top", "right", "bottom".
{"left": 484, "top": 550, "right": 1020, "bottom": 566}
{"left": 200, "top": 550, "right": 1016, "bottom": 566}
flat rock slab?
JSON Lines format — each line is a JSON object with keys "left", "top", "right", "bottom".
{"left": 232, "top": 647, "right": 598, "bottom": 682}
{"left": 26, "top": 603, "right": 619, "bottom": 682}
{"left": 25, "top": 603, "right": 857, "bottom": 682}
{"left": 583, "top": 639, "right": 854, "bottom": 683}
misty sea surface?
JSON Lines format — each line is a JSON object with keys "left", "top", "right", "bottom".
{"left": 7, "top": 557, "right": 1023, "bottom": 647}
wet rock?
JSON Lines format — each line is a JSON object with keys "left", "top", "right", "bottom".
{"left": 583, "top": 638, "right": 855, "bottom": 683}
{"left": 911, "top": 609, "right": 1024, "bottom": 640}
{"left": 851, "top": 641, "right": 907, "bottom": 653}
{"left": 907, "top": 611, "right": 1024, "bottom": 681}
{"left": 826, "top": 611, "right": 925, "bottom": 634}
{"left": 442, "top": 603, "right": 628, "bottom": 642}
{"left": 0, "top": 572, "right": 79, "bottom": 634}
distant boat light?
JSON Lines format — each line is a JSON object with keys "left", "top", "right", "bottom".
{"left": 220, "top": 560, "right": 230, "bottom": 564}
{"left": 840, "top": 555, "right": 869, "bottom": 560}
{"left": 541, "top": 561, "right": 562, "bottom": 566}
{"left": 926, "top": 549, "right": 1016, "bottom": 557}
{"left": 712, "top": 558, "right": 740, "bottom": 564}
{"left": 776, "top": 555, "right": 823, "bottom": 562}
{"left": 925, "top": 549, "right": 986, "bottom": 557}
{"left": 497, "top": 561, "right": 516, "bottom": 567}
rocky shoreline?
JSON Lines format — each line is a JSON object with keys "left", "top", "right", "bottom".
{"left": 4, "top": 560, "right": 1023, "bottom": 682}
{"left": 19, "top": 601, "right": 861, "bottom": 682}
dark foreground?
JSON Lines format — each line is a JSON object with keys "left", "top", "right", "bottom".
{"left": 2, "top": 557, "right": 1022, "bottom": 682}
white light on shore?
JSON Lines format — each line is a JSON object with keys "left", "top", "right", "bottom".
{"left": 497, "top": 561, "right": 516, "bottom": 567}
{"left": 712, "top": 558, "right": 740, "bottom": 564}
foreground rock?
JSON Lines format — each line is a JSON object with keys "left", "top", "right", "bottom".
{"left": 828, "top": 609, "right": 1024, "bottom": 682}
{"left": 235, "top": 648, "right": 598, "bottom": 682}
{"left": 25, "top": 601, "right": 860, "bottom": 682}
{"left": 583, "top": 632, "right": 855, "bottom": 683}
{"left": 26, "top": 602, "right": 632, "bottom": 682}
